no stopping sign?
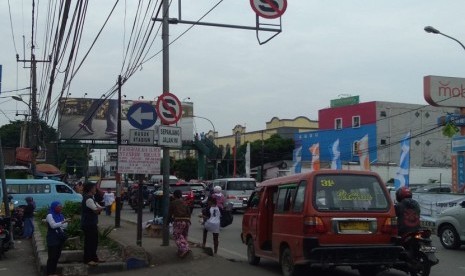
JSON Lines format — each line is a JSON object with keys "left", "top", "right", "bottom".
{"left": 155, "top": 92, "right": 183, "bottom": 125}
{"left": 250, "top": 0, "right": 287, "bottom": 19}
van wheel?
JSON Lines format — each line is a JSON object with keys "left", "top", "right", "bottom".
{"left": 247, "top": 238, "right": 260, "bottom": 265}
{"left": 280, "top": 247, "right": 302, "bottom": 276}
{"left": 439, "top": 225, "right": 461, "bottom": 249}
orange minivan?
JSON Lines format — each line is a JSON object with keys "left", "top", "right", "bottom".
{"left": 241, "top": 170, "right": 403, "bottom": 276}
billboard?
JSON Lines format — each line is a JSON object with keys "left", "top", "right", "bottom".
{"left": 58, "top": 97, "right": 194, "bottom": 141}
{"left": 424, "top": 75, "right": 465, "bottom": 107}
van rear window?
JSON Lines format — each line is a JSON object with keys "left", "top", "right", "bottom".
{"left": 227, "top": 181, "right": 256, "bottom": 191}
{"left": 314, "top": 175, "right": 389, "bottom": 211}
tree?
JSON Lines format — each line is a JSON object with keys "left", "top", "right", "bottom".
{"left": 173, "top": 157, "right": 198, "bottom": 181}
{"left": 0, "top": 119, "right": 58, "bottom": 148}
{"left": 238, "top": 134, "right": 294, "bottom": 169}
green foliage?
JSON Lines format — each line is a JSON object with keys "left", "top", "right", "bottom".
{"left": 442, "top": 122, "right": 459, "bottom": 138}
{"left": 0, "top": 120, "right": 58, "bottom": 148}
{"left": 35, "top": 206, "right": 49, "bottom": 220}
{"left": 173, "top": 157, "right": 198, "bottom": 181}
{"left": 62, "top": 201, "right": 81, "bottom": 218}
{"left": 65, "top": 218, "right": 82, "bottom": 239}
{"left": 98, "top": 225, "right": 115, "bottom": 244}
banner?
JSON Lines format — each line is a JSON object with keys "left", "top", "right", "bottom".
{"left": 330, "top": 139, "right": 342, "bottom": 170}
{"left": 394, "top": 132, "right": 411, "bottom": 189}
{"left": 245, "top": 143, "right": 251, "bottom": 178}
{"left": 309, "top": 143, "right": 320, "bottom": 171}
{"left": 357, "top": 134, "right": 370, "bottom": 171}
{"left": 293, "top": 145, "right": 302, "bottom": 174}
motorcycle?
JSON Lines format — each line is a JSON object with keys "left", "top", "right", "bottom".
{"left": 0, "top": 216, "right": 12, "bottom": 259}
{"left": 392, "top": 229, "right": 439, "bottom": 276}
{"left": 11, "top": 205, "right": 25, "bottom": 239}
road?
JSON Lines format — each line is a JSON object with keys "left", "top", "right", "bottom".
{"left": 121, "top": 205, "right": 465, "bottom": 276}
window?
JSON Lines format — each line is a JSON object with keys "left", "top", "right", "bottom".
{"left": 314, "top": 175, "right": 389, "bottom": 211}
{"left": 275, "top": 184, "right": 297, "bottom": 213}
{"left": 380, "top": 139, "right": 387, "bottom": 145}
{"left": 293, "top": 181, "right": 307, "bottom": 212}
{"left": 380, "top": 111, "right": 387, "bottom": 117}
{"left": 335, "top": 118, "right": 342, "bottom": 130}
{"left": 353, "top": 141, "right": 360, "bottom": 156}
{"left": 352, "top": 116, "right": 360, "bottom": 128}
{"left": 7, "top": 184, "right": 51, "bottom": 194}
{"left": 226, "top": 181, "right": 256, "bottom": 191}
{"left": 56, "top": 184, "right": 73, "bottom": 194}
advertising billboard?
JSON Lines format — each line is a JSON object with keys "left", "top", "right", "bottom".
{"left": 58, "top": 97, "right": 194, "bottom": 141}
{"left": 424, "top": 75, "right": 465, "bottom": 107}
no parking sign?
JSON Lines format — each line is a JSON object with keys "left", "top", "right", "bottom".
{"left": 155, "top": 92, "right": 183, "bottom": 125}
{"left": 250, "top": 0, "right": 287, "bottom": 19}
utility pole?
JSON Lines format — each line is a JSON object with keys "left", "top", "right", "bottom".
{"left": 115, "top": 75, "right": 122, "bottom": 228}
{"left": 16, "top": 0, "right": 50, "bottom": 177}
{"left": 161, "top": 0, "right": 171, "bottom": 246}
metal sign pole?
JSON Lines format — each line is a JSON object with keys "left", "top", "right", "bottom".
{"left": 137, "top": 174, "right": 144, "bottom": 246}
{"left": 161, "top": 0, "right": 171, "bottom": 247}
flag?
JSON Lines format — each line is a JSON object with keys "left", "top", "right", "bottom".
{"left": 293, "top": 145, "right": 302, "bottom": 174}
{"left": 245, "top": 143, "right": 251, "bottom": 178}
{"left": 309, "top": 143, "right": 320, "bottom": 171}
{"left": 357, "top": 134, "right": 370, "bottom": 171}
{"left": 330, "top": 139, "right": 342, "bottom": 170}
{"left": 394, "top": 132, "right": 411, "bottom": 189}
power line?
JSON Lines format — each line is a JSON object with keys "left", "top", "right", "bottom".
{"left": 7, "top": 0, "right": 19, "bottom": 54}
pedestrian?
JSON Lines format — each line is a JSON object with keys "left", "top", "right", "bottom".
{"left": 103, "top": 188, "right": 115, "bottom": 216}
{"left": 81, "top": 182, "right": 105, "bottom": 266}
{"left": 201, "top": 185, "right": 225, "bottom": 209}
{"left": 22, "top": 196, "right": 36, "bottom": 239}
{"left": 202, "top": 197, "right": 221, "bottom": 254}
{"left": 46, "top": 201, "right": 70, "bottom": 276}
{"left": 168, "top": 189, "right": 192, "bottom": 258}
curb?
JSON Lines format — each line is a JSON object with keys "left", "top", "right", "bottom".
{"left": 32, "top": 220, "right": 127, "bottom": 275}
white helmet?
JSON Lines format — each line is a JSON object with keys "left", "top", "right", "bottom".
{"left": 213, "top": 186, "right": 222, "bottom": 193}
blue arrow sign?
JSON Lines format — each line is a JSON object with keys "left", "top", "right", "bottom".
{"left": 127, "top": 102, "right": 157, "bottom": 130}
{"left": 443, "top": 114, "right": 465, "bottom": 127}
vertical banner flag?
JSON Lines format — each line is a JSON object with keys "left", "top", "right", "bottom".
{"left": 357, "top": 134, "right": 370, "bottom": 171}
{"left": 394, "top": 132, "right": 411, "bottom": 190}
{"left": 330, "top": 139, "right": 342, "bottom": 170}
{"left": 309, "top": 143, "right": 320, "bottom": 171}
{"left": 293, "top": 145, "right": 302, "bottom": 174}
{"left": 245, "top": 143, "right": 251, "bottom": 178}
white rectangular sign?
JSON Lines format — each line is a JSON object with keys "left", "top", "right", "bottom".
{"left": 424, "top": 75, "right": 465, "bottom": 107}
{"left": 129, "top": 129, "right": 154, "bottom": 145}
{"left": 158, "top": 126, "right": 182, "bottom": 148}
{"left": 117, "top": 145, "right": 161, "bottom": 174}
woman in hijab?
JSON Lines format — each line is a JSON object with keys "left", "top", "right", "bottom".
{"left": 46, "top": 201, "right": 69, "bottom": 276}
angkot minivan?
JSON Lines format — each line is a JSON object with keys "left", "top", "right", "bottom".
{"left": 1, "top": 179, "right": 82, "bottom": 209}
{"left": 212, "top": 178, "right": 256, "bottom": 211}
{"left": 241, "top": 170, "right": 402, "bottom": 276}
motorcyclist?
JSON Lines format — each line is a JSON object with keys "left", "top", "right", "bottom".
{"left": 395, "top": 186, "right": 421, "bottom": 236}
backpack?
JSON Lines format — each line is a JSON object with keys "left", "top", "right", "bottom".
{"left": 220, "top": 208, "right": 233, "bottom": 228}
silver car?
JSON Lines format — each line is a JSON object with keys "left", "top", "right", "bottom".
{"left": 436, "top": 200, "right": 465, "bottom": 249}
{"left": 212, "top": 178, "right": 256, "bottom": 211}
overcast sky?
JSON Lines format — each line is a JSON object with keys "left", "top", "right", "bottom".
{"left": 1, "top": 0, "right": 465, "bottom": 137}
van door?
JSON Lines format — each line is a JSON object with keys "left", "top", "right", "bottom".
{"left": 257, "top": 186, "right": 277, "bottom": 251}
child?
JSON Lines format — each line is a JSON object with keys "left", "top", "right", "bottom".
{"left": 202, "top": 197, "right": 221, "bottom": 254}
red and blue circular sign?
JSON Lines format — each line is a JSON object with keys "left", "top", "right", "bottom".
{"left": 250, "top": 0, "right": 287, "bottom": 19}
{"left": 155, "top": 92, "right": 183, "bottom": 125}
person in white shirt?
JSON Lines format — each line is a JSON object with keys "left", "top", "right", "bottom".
{"left": 46, "top": 201, "right": 70, "bottom": 275}
{"left": 81, "top": 183, "right": 105, "bottom": 266}
{"left": 103, "top": 188, "right": 115, "bottom": 216}
{"left": 202, "top": 197, "right": 221, "bottom": 254}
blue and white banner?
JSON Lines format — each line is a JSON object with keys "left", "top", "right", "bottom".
{"left": 330, "top": 139, "right": 342, "bottom": 170}
{"left": 394, "top": 132, "right": 411, "bottom": 189}
{"left": 293, "top": 145, "right": 302, "bottom": 174}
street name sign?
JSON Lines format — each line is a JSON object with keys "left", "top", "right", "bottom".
{"left": 127, "top": 102, "right": 157, "bottom": 130}
{"left": 158, "top": 125, "right": 182, "bottom": 148}
{"left": 117, "top": 145, "right": 161, "bottom": 175}
{"left": 129, "top": 129, "right": 154, "bottom": 145}
{"left": 452, "top": 136, "right": 465, "bottom": 153}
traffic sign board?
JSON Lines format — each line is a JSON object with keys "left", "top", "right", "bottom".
{"left": 452, "top": 136, "right": 465, "bottom": 153}
{"left": 127, "top": 102, "right": 157, "bottom": 130}
{"left": 129, "top": 129, "right": 154, "bottom": 145}
{"left": 155, "top": 92, "right": 183, "bottom": 125}
{"left": 158, "top": 125, "right": 182, "bottom": 148}
{"left": 117, "top": 145, "right": 161, "bottom": 174}
{"left": 250, "top": 0, "right": 287, "bottom": 19}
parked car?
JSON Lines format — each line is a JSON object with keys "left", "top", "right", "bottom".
{"left": 414, "top": 183, "right": 452, "bottom": 193}
{"left": 169, "top": 183, "right": 195, "bottom": 213}
{"left": 436, "top": 200, "right": 465, "bottom": 249}
{"left": 189, "top": 183, "right": 206, "bottom": 206}
{"left": 241, "top": 170, "right": 402, "bottom": 276}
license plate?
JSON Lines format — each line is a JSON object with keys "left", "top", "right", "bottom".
{"left": 339, "top": 221, "right": 370, "bottom": 231}
{"left": 420, "top": 245, "right": 436, "bottom": 253}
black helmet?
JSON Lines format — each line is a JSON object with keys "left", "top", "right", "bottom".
{"left": 395, "top": 186, "right": 412, "bottom": 202}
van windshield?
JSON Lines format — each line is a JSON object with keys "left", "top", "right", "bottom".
{"left": 227, "top": 181, "right": 256, "bottom": 191}
{"left": 314, "top": 175, "right": 389, "bottom": 211}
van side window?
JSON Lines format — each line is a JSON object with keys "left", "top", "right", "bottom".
{"left": 56, "top": 184, "right": 73, "bottom": 194}
{"left": 7, "top": 184, "right": 51, "bottom": 194}
{"left": 293, "top": 181, "right": 307, "bottom": 212}
{"left": 276, "top": 184, "right": 297, "bottom": 213}
{"left": 248, "top": 191, "right": 260, "bottom": 208}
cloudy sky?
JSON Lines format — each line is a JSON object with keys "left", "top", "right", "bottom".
{"left": 1, "top": 0, "right": 465, "bottom": 137}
